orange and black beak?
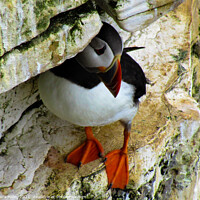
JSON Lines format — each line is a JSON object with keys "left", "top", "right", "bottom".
{"left": 97, "top": 55, "right": 122, "bottom": 98}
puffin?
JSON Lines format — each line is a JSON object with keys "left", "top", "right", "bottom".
{"left": 38, "top": 22, "right": 147, "bottom": 189}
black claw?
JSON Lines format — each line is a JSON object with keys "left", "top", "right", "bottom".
{"left": 78, "top": 162, "right": 82, "bottom": 169}
{"left": 107, "top": 183, "right": 113, "bottom": 190}
{"left": 98, "top": 152, "right": 103, "bottom": 158}
{"left": 102, "top": 157, "right": 107, "bottom": 163}
{"left": 64, "top": 156, "right": 68, "bottom": 163}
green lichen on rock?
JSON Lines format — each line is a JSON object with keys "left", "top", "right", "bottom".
{"left": 192, "top": 66, "right": 200, "bottom": 102}
{"left": 0, "top": 0, "right": 89, "bottom": 57}
{"left": 154, "top": 122, "right": 200, "bottom": 199}
{"left": 171, "top": 49, "right": 188, "bottom": 63}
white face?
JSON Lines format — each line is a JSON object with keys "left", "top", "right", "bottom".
{"left": 75, "top": 37, "right": 114, "bottom": 71}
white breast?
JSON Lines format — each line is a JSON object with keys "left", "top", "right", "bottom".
{"left": 38, "top": 71, "right": 138, "bottom": 127}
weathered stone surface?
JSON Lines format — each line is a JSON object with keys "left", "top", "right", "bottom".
{"left": 0, "top": 0, "right": 199, "bottom": 199}
{"left": 0, "top": 1, "right": 102, "bottom": 94}
{"left": 0, "top": 0, "right": 88, "bottom": 56}
{"left": 0, "top": 77, "right": 39, "bottom": 136}
{"left": 95, "top": 0, "right": 184, "bottom": 32}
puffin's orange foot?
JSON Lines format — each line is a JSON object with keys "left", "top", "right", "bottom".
{"left": 66, "top": 138, "right": 104, "bottom": 167}
{"left": 65, "top": 127, "right": 104, "bottom": 168}
{"left": 104, "top": 149, "right": 129, "bottom": 189}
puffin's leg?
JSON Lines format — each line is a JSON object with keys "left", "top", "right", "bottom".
{"left": 105, "top": 124, "right": 131, "bottom": 189}
{"left": 66, "top": 127, "right": 104, "bottom": 167}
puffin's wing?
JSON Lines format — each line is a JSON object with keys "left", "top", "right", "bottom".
{"left": 121, "top": 52, "right": 147, "bottom": 101}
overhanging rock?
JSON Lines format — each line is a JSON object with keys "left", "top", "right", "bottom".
{"left": 0, "top": 1, "right": 102, "bottom": 94}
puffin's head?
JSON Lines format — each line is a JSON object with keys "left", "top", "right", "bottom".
{"left": 75, "top": 22, "right": 123, "bottom": 98}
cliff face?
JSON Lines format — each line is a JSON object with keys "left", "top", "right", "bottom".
{"left": 0, "top": 0, "right": 199, "bottom": 199}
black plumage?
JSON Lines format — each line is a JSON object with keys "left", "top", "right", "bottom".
{"left": 50, "top": 56, "right": 100, "bottom": 89}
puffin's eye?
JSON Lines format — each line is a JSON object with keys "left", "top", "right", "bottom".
{"left": 94, "top": 45, "right": 106, "bottom": 55}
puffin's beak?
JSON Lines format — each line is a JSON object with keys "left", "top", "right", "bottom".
{"left": 97, "top": 55, "right": 122, "bottom": 98}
